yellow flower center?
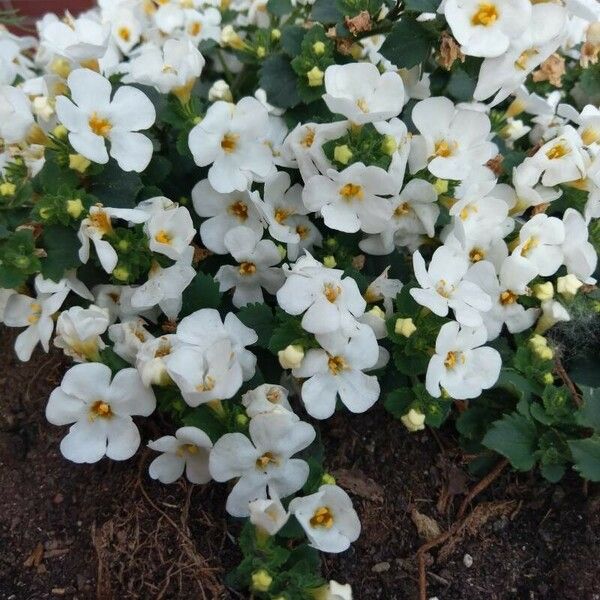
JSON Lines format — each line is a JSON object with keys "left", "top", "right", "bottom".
{"left": 469, "top": 247, "right": 486, "bottom": 262}
{"left": 188, "top": 21, "right": 202, "bottom": 36}
{"left": 27, "top": 302, "right": 42, "bottom": 325}
{"left": 394, "top": 202, "right": 411, "bottom": 217}
{"left": 228, "top": 200, "right": 249, "bottom": 221}
{"left": 301, "top": 128, "right": 315, "bottom": 148}
{"left": 155, "top": 230, "right": 172, "bottom": 245}
{"left": 520, "top": 236, "right": 539, "bottom": 257}
{"left": 89, "top": 400, "right": 113, "bottom": 420}
{"left": 266, "top": 387, "right": 281, "bottom": 403}
{"left": 499, "top": 290, "right": 518, "bottom": 305}
{"left": 459, "top": 204, "right": 478, "bottom": 221}
{"left": 296, "top": 224, "right": 309, "bottom": 239}
{"left": 239, "top": 262, "right": 257, "bottom": 276}
{"left": 176, "top": 443, "right": 198, "bottom": 457}
{"left": 256, "top": 451, "right": 278, "bottom": 469}
{"left": 471, "top": 2, "right": 499, "bottom": 26}
{"left": 356, "top": 98, "right": 369, "bottom": 112}
{"left": 339, "top": 183, "right": 364, "bottom": 201}
{"left": 323, "top": 283, "right": 341, "bottom": 303}
{"left": 221, "top": 133, "right": 239, "bottom": 153}
{"left": 327, "top": 355, "right": 347, "bottom": 375}
{"left": 434, "top": 140, "right": 455, "bottom": 158}
{"left": 514, "top": 48, "right": 539, "bottom": 71}
{"left": 581, "top": 127, "right": 600, "bottom": 146}
{"left": 88, "top": 113, "right": 112, "bottom": 137}
{"left": 435, "top": 279, "right": 454, "bottom": 298}
{"left": 89, "top": 209, "right": 113, "bottom": 235}
{"left": 310, "top": 506, "right": 334, "bottom": 529}
{"left": 274, "top": 208, "right": 292, "bottom": 224}
{"left": 444, "top": 351, "right": 464, "bottom": 370}
{"left": 117, "top": 26, "right": 131, "bottom": 42}
{"left": 545, "top": 142, "right": 569, "bottom": 160}
{"left": 195, "top": 376, "right": 215, "bottom": 392}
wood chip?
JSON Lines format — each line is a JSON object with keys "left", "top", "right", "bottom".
{"left": 23, "top": 542, "right": 44, "bottom": 568}
{"left": 410, "top": 508, "right": 442, "bottom": 542}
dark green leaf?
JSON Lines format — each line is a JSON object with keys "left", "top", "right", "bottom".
{"left": 267, "top": 0, "right": 292, "bottom": 15}
{"left": 568, "top": 435, "right": 600, "bottom": 481}
{"left": 180, "top": 271, "right": 221, "bottom": 317}
{"left": 236, "top": 303, "right": 275, "bottom": 349}
{"left": 89, "top": 160, "right": 143, "bottom": 207}
{"left": 259, "top": 54, "right": 302, "bottom": 109}
{"left": 482, "top": 412, "right": 538, "bottom": 471}
{"left": 40, "top": 226, "right": 80, "bottom": 281}
{"left": 311, "top": 0, "right": 343, "bottom": 22}
{"left": 379, "top": 17, "right": 434, "bottom": 69}
{"left": 576, "top": 386, "right": 600, "bottom": 432}
{"left": 404, "top": 0, "right": 441, "bottom": 11}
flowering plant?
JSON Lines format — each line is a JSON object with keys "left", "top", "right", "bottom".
{"left": 1, "top": 0, "right": 600, "bottom": 595}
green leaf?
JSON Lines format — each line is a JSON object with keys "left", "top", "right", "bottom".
{"left": 267, "top": 0, "right": 292, "bottom": 15}
{"left": 179, "top": 271, "right": 221, "bottom": 317}
{"left": 35, "top": 154, "right": 79, "bottom": 193}
{"left": 404, "top": 0, "right": 441, "bottom": 10}
{"left": 447, "top": 67, "right": 476, "bottom": 102}
{"left": 379, "top": 17, "right": 434, "bottom": 69}
{"left": 182, "top": 405, "right": 228, "bottom": 442}
{"left": 482, "top": 412, "right": 538, "bottom": 471}
{"left": 310, "top": 0, "right": 343, "bottom": 22}
{"left": 281, "top": 25, "right": 305, "bottom": 56}
{"left": 40, "top": 226, "right": 80, "bottom": 281}
{"left": 99, "top": 347, "right": 129, "bottom": 373}
{"left": 89, "top": 160, "right": 143, "bottom": 207}
{"left": 236, "top": 303, "right": 275, "bottom": 349}
{"left": 540, "top": 462, "right": 565, "bottom": 483}
{"left": 268, "top": 313, "right": 310, "bottom": 353}
{"left": 259, "top": 54, "right": 302, "bottom": 109}
{"left": 568, "top": 435, "right": 600, "bottom": 481}
{"left": 580, "top": 64, "right": 600, "bottom": 97}
{"left": 576, "top": 386, "right": 600, "bottom": 432}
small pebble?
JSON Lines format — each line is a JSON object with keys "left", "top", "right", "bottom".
{"left": 463, "top": 553, "right": 473, "bottom": 568}
{"left": 372, "top": 561, "right": 391, "bottom": 573}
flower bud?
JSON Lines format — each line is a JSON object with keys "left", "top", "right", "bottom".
{"left": 278, "top": 344, "right": 304, "bottom": 369}
{"left": 395, "top": 317, "right": 416, "bottom": 338}
{"left": 271, "top": 28, "right": 281, "bottom": 41}
{"left": 401, "top": 408, "right": 426, "bottom": 432}
{"left": 529, "top": 334, "right": 554, "bottom": 360}
{"left": 312, "top": 41, "right": 326, "bottom": 55}
{"left": 236, "top": 413, "right": 249, "bottom": 427}
{"left": 52, "top": 124, "right": 68, "bottom": 139}
{"left": 221, "top": 25, "right": 244, "bottom": 50}
{"left": 535, "top": 300, "right": 570, "bottom": 335}
{"left": 0, "top": 182, "right": 16, "bottom": 196}
{"left": 69, "top": 153, "right": 91, "bottom": 173}
{"left": 587, "top": 21, "right": 600, "bottom": 45}
{"left": 112, "top": 265, "right": 130, "bottom": 282}
{"left": 306, "top": 66, "right": 324, "bottom": 87}
{"left": 251, "top": 569, "right": 272, "bottom": 592}
{"left": 323, "top": 255, "right": 337, "bottom": 268}
{"left": 32, "top": 96, "right": 54, "bottom": 121}
{"left": 533, "top": 281, "right": 554, "bottom": 301}
{"left": 543, "top": 372, "right": 554, "bottom": 385}
{"left": 556, "top": 274, "right": 583, "bottom": 298}
{"left": 256, "top": 45, "right": 266, "bottom": 58}
{"left": 321, "top": 472, "right": 336, "bottom": 485}
{"left": 66, "top": 198, "right": 84, "bottom": 219}
{"left": 433, "top": 179, "right": 449, "bottom": 195}
{"left": 381, "top": 134, "right": 397, "bottom": 155}
{"left": 368, "top": 305, "right": 385, "bottom": 320}
{"left": 334, "top": 144, "right": 353, "bottom": 165}
{"left": 505, "top": 97, "right": 526, "bottom": 118}
{"left": 50, "top": 57, "right": 71, "bottom": 79}
{"left": 208, "top": 79, "right": 233, "bottom": 102}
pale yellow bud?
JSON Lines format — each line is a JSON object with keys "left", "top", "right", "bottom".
{"left": 556, "top": 274, "right": 583, "bottom": 298}
{"left": 68, "top": 153, "right": 91, "bottom": 173}
{"left": 401, "top": 408, "right": 426, "bottom": 432}
{"left": 533, "top": 281, "right": 554, "bottom": 301}
{"left": 278, "top": 344, "right": 304, "bottom": 369}
{"left": 395, "top": 317, "right": 417, "bottom": 338}
{"left": 251, "top": 570, "right": 272, "bottom": 592}
{"left": 0, "top": 182, "right": 16, "bottom": 196}
{"left": 66, "top": 198, "right": 84, "bottom": 219}
{"left": 52, "top": 124, "right": 68, "bottom": 139}
{"left": 333, "top": 144, "right": 353, "bottom": 165}
{"left": 312, "top": 41, "right": 326, "bottom": 55}
{"left": 306, "top": 66, "right": 324, "bottom": 87}
{"left": 323, "top": 255, "right": 337, "bottom": 268}
{"left": 433, "top": 179, "right": 449, "bottom": 195}
{"left": 368, "top": 305, "right": 386, "bottom": 320}
{"left": 381, "top": 134, "right": 398, "bottom": 155}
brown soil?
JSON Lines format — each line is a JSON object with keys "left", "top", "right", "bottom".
{"left": 1, "top": 326, "right": 599, "bottom": 600}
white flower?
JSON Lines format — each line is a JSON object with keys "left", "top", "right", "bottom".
{"left": 188, "top": 97, "right": 275, "bottom": 193}
{"left": 276, "top": 254, "right": 366, "bottom": 334}
{"left": 124, "top": 39, "right": 205, "bottom": 96}
{"left": 108, "top": 318, "right": 154, "bottom": 363}
{"left": 209, "top": 412, "right": 315, "bottom": 517}
{"left": 78, "top": 204, "right": 149, "bottom": 274}
{"left": 293, "top": 325, "right": 380, "bottom": 419}
{"left": 184, "top": 8, "right": 222, "bottom": 44}
{"left": 93, "top": 284, "right": 158, "bottom": 324}
{"left": 425, "top": 321, "right": 501, "bottom": 399}
{"left": 409, "top": 97, "right": 497, "bottom": 180}
{"left": 249, "top": 496, "right": 289, "bottom": 535}
{"left": 323, "top": 63, "right": 405, "bottom": 124}
{"left": 323, "top": 581, "right": 353, "bottom": 600}
{"left": 110, "top": 8, "right": 142, "bottom": 55}
{"left": 410, "top": 246, "right": 492, "bottom": 327}
{"left": 443, "top": 0, "right": 532, "bottom": 58}
{"left": 54, "top": 304, "right": 110, "bottom": 362}
{"left": 215, "top": 226, "right": 284, "bottom": 308}
{"left": 536, "top": 299, "right": 570, "bottom": 334}
{"left": 464, "top": 257, "right": 539, "bottom": 340}
{"left": 561, "top": 208, "right": 597, "bottom": 283}
{"left": 136, "top": 335, "right": 178, "bottom": 387}
{"left": 131, "top": 248, "right": 196, "bottom": 319}
{"left": 4, "top": 291, "right": 68, "bottom": 361}
{"left": 165, "top": 339, "right": 243, "bottom": 407}
{"left": 145, "top": 204, "right": 195, "bottom": 261}
{"left": 34, "top": 271, "right": 93, "bottom": 301}
{"left": 303, "top": 163, "right": 396, "bottom": 234}
{"left": 40, "top": 16, "right": 109, "bottom": 62}
{"left": 557, "top": 103, "right": 600, "bottom": 147}
{"left": 46, "top": 363, "right": 156, "bottom": 463}
{"left": 148, "top": 426, "right": 213, "bottom": 484}
{"left": 359, "top": 178, "right": 439, "bottom": 255}
{"left": 526, "top": 126, "right": 587, "bottom": 187}
{"left": 513, "top": 213, "right": 565, "bottom": 277}
{"left": 192, "top": 178, "right": 265, "bottom": 254}
{"left": 0, "top": 85, "right": 34, "bottom": 144}
{"left": 175, "top": 308, "right": 258, "bottom": 381}
{"left": 56, "top": 68, "right": 156, "bottom": 172}
{"left": 242, "top": 384, "right": 295, "bottom": 418}
{"left": 289, "top": 485, "right": 360, "bottom": 553}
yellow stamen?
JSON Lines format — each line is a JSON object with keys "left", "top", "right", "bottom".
{"left": 339, "top": 183, "right": 364, "bottom": 201}
{"left": 394, "top": 202, "right": 411, "bottom": 217}
{"left": 117, "top": 26, "right": 131, "bottom": 42}
{"left": 27, "top": 302, "right": 42, "bottom": 325}
{"left": 310, "top": 506, "right": 334, "bottom": 528}
{"left": 195, "top": 376, "right": 215, "bottom": 392}
{"left": 323, "top": 283, "right": 341, "bottom": 303}
{"left": 256, "top": 451, "right": 278, "bottom": 469}
{"left": 327, "top": 355, "right": 347, "bottom": 375}
{"left": 221, "top": 133, "right": 239, "bottom": 153}
{"left": 228, "top": 200, "right": 248, "bottom": 221}
{"left": 89, "top": 400, "right": 113, "bottom": 420}
{"left": 545, "top": 142, "right": 569, "bottom": 160}
{"left": 434, "top": 140, "right": 455, "bottom": 158}
{"left": 520, "top": 236, "right": 539, "bottom": 257}
{"left": 188, "top": 21, "right": 202, "bottom": 36}
{"left": 89, "top": 210, "right": 113, "bottom": 235}
{"left": 176, "top": 443, "right": 198, "bottom": 456}
{"left": 514, "top": 48, "right": 539, "bottom": 71}
{"left": 88, "top": 113, "right": 112, "bottom": 137}
{"left": 469, "top": 247, "right": 486, "bottom": 262}
{"left": 155, "top": 230, "right": 172, "bottom": 245}
{"left": 471, "top": 2, "right": 499, "bottom": 26}
{"left": 499, "top": 290, "right": 518, "bottom": 305}
{"left": 239, "top": 262, "right": 257, "bottom": 276}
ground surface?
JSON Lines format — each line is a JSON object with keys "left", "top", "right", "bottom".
{"left": 0, "top": 326, "right": 599, "bottom": 599}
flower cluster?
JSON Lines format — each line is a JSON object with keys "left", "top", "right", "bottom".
{"left": 1, "top": 0, "right": 600, "bottom": 594}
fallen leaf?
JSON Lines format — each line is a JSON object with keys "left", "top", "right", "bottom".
{"left": 410, "top": 508, "right": 442, "bottom": 542}
{"left": 333, "top": 469, "right": 384, "bottom": 503}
